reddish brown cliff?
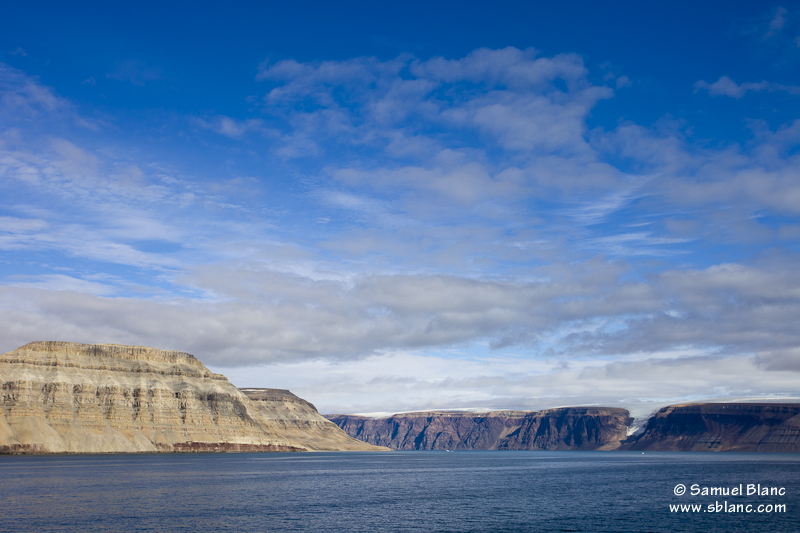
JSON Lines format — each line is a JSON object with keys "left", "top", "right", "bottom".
{"left": 621, "top": 403, "right": 800, "bottom": 452}
{"left": 326, "top": 407, "right": 632, "bottom": 451}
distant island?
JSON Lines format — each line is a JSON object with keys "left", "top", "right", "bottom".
{"left": 2, "top": 341, "right": 798, "bottom": 454}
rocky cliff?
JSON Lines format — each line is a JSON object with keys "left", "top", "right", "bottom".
{"left": 238, "top": 387, "right": 382, "bottom": 451}
{"left": 326, "top": 407, "right": 632, "bottom": 451}
{"left": 0, "top": 341, "right": 386, "bottom": 454}
{"left": 621, "top": 403, "right": 800, "bottom": 452}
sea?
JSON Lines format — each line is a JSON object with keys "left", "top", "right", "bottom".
{"left": 0, "top": 451, "right": 797, "bottom": 532}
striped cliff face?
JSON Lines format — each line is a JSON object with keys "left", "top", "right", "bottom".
{"left": 621, "top": 403, "right": 800, "bottom": 452}
{"left": 0, "top": 342, "right": 387, "bottom": 454}
{"left": 326, "top": 408, "right": 633, "bottom": 451}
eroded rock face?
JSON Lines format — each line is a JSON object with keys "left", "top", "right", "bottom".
{"left": 0, "top": 341, "right": 385, "bottom": 454}
{"left": 239, "top": 388, "right": 385, "bottom": 451}
{"left": 621, "top": 403, "right": 800, "bottom": 452}
{"left": 326, "top": 407, "right": 632, "bottom": 451}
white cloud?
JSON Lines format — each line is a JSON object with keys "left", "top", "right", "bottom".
{"left": 694, "top": 76, "right": 769, "bottom": 98}
{"left": 0, "top": 215, "right": 48, "bottom": 233}
{"left": 2, "top": 48, "right": 800, "bottom": 415}
{"left": 255, "top": 48, "right": 612, "bottom": 166}
{"left": 408, "top": 47, "right": 587, "bottom": 88}
{"left": 332, "top": 160, "right": 525, "bottom": 206}
{"left": 2, "top": 254, "right": 798, "bottom": 374}
{"left": 0, "top": 63, "right": 102, "bottom": 131}
{"left": 214, "top": 350, "right": 800, "bottom": 417}
{"left": 0, "top": 63, "right": 67, "bottom": 114}
{"left": 7, "top": 274, "right": 117, "bottom": 296}
{"left": 596, "top": 119, "right": 800, "bottom": 217}
{"left": 194, "top": 115, "right": 266, "bottom": 138}
{"left": 694, "top": 75, "right": 800, "bottom": 98}
{"left": 766, "top": 7, "right": 787, "bottom": 38}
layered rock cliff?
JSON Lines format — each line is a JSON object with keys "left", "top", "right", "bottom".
{"left": 238, "top": 388, "right": 382, "bottom": 451}
{"left": 326, "top": 407, "right": 632, "bottom": 451}
{"left": 0, "top": 341, "right": 385, "bottom": 454}
{"left": 621, "top": 403, "right": 800, "bottom": 452}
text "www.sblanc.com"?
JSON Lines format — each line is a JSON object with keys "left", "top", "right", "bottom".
{"left": 670, "top": 501, "right": 786, "bottom": 513}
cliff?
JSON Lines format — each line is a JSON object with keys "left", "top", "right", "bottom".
{"left": 326, "top": 407, "right": 632, "bottom": 451}
{"left": 621, "top": 403, "right": 800, "bottom": 452}
{"left": 238, "top": 388, "right": 383, "bottom": 451}
{"left": 0, "top": 341, "right": 386, "bottom": 454}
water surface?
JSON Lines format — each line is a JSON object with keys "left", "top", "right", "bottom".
{"left": 1, "top": 451, "right": 797, "bottom": 532}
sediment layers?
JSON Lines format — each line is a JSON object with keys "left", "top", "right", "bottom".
{"left": 621, "top": 403, "right": 800, "bottom": 452}
{"left": 240, "top": 388, "right": 385, "bottom": 451}
{"left": 326, "top": 407, "right": 633, "bottom": 450}
{"left": 0, "top": 341, "right": 385, "bottom": 454}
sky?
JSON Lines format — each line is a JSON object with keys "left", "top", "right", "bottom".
{"left": 1, "top": 1, "right": 800, "bottom": 417}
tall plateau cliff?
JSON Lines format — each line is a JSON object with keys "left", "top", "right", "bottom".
{"left": 326, "top": 408, "right": 633, "bottom": 451}
{"left": 0, "top": 341, "right": 386, "bottom": 454}
{"left": 621, "top": 403, "right": 800, "bottom": 452}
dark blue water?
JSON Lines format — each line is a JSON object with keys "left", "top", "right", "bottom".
{"left": 0, "top": 451, "right": 797, "bottom": 532}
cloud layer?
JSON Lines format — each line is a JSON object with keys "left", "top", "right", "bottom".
{"left": 1, "top": 43, "right": 800, "bottom": 413}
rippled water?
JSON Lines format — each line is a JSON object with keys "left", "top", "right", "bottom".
{"left": 0, "top": 451, "right": 797, "bottom": 532}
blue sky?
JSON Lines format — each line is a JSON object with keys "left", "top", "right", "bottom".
{"left": 2, "top": 1, "right": 800, "bottom": 416}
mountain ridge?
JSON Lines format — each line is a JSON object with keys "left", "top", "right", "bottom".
{"left": 620, "top": 402, "right": 800, "bottom": 452}
{"left": 328, "top": 402, "right": 800, "bottom": 452}
{"left": 326, "top": 407, "right": 632, "bottom": 451}
{"left": 0, "top": 341, "right": 387, "bottom": 454}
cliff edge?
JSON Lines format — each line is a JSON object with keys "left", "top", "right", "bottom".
{"left": 0, "top": 341, "right": 386, "bottom": 454}
{"left": 326, "top": 407, "right": 632, "bottom": 450}
{"left": 621, "top": 403, "right": 800, "bottom": 452}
